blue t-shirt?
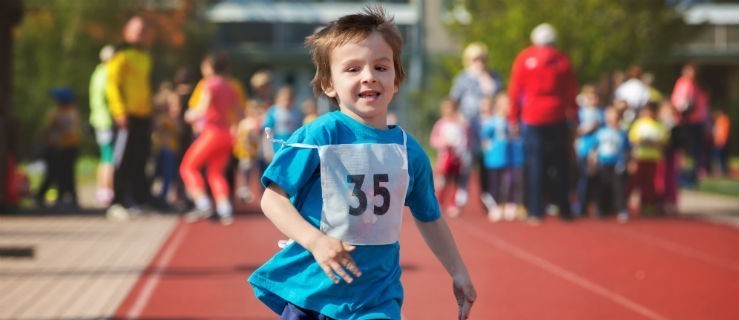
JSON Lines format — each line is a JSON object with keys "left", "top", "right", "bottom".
{"left": 263, "top": 105, "right": 304, "bottom": 152}
{"left": 576, "top": 107, "right": 604, "bottom": 159}
{"left": 594, "top": 126, "right": 629, "bottom": 166}
{"left": 481, "top": 115, "right": 509, "bottom": 169}
{"left": 249, "top": 111, "right": 440, "bottom": 320}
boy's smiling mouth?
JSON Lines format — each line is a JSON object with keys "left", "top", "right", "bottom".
{"left": 358, "top": 90, "right": 380, "bottom": 99}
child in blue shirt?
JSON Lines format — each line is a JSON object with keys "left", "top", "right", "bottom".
{"left": 593, "top": 106, "right": 630, "bottom": 222}
{"left": 574, "top": 87, "right": 604, "bottom": 217}
{"left": 480, "top": 93, "right": 522, "bottom": 221}
{"left": 248, "top": 6, "right": 476, "bottom": 320}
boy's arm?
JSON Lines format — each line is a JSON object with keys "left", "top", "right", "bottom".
{"left": 261, "top": 183, "right": 362, "bottom": 284}
{"left": 414, "top": 218, "right": 476, "bottom": 320}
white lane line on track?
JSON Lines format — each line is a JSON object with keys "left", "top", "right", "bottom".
{"left": 602, "top": 226, "right": 739, "bottom": 273}
{"left": 126, "top": 223, "right": 188, "bottom": 319}
{"left": 457, "top": 220, "right": 670, "bottom": 320}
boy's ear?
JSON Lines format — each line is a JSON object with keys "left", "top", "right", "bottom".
{"left": 323, "top": 82, "right": 337, "bottom": 98}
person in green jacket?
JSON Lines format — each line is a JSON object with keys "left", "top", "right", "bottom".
{"left": 89, "top": 44, "right": 115, "bottom": 206}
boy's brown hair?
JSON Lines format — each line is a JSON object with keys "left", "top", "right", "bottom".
{"left": 305, "top": 5, "right": 406, "bottom": 106}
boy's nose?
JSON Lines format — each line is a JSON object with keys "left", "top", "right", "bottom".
{"left": 361, "top": 69, "right": 377, "bottom": 83}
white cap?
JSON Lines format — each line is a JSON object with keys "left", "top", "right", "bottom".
{"left": 531, "top": 23, "right": 557, "bottom": 46}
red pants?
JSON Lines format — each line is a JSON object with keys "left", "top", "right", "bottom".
{"left": 180, "top": 128, "right": 233, "bottom": 201}
{"left": 629, "top": 160, "right": 658, "bottom": 208}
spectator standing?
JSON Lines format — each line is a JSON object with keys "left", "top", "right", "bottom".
{"left": 573, "top": 86, "right": 604, "bottom": 217}
{"left": 508, "top": 23, "right": 578, "bottom": 224}
{"left": 614, "top": 66, "right": 651, "bottom": 126}
{"left": 670, "top": 63, "right": 710, "bottom": 187}
{"left": 711, "top": 108, "right": 731, "bottom": 177}
{"left": 36, "top": 88, "right": 81, "bottom": 209}
{"left": 151, "top": 82, "right": 181, "bottom": 207}
{"left": 481, "top": 93, "right": 522, "bottom": 221}
{"left": 262, "top": 85, "right": 303, "bottom": 154}
{"left": 450, "top": 42, "right": 504, "bottom": 212}
{"left": 593, "top": 107, "right": 630, "bottom": 222}
{"left": 429, "top": 98, "right": 469, "bottom": 218}
{"left": 88, "top": 44, "right": 116, "bottom": 206}
{"left": 628, "top": 102, "right": 668, "bottom": 216}
{"left": 105, "top": 16, "right": 154, "bottom": 219}
{"left": 234, "top": 101, "right": 264, "bottom": 204}
{"left": 656, "top": 100, "right": 680, "bottom": 214}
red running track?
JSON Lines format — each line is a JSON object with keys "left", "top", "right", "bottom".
{"left": 114, "top": 205, "right": 739, "bottom": 319}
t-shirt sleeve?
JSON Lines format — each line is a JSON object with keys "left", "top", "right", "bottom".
{"left": 405, "top": 138, "right": 441, "bottom": 222}
{"left": 260, "top": 126, "right": 320, "bottom": 197}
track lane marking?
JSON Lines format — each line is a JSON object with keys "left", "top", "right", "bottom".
{"left": 125, "top": 222, "right": 188, "bottom": 319}
{"left": 457, "top": 220, "right": 670, "bottom": 320}
{"left": 601, "top": 225, "right": 739, "bottom": 273}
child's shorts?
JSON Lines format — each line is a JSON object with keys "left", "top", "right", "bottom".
{"left": 280, "top": 303, "right": 334, "bottom": 320}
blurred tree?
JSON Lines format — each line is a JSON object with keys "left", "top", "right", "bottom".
{"left": 12, "top": 0, "right": 214, "bottom": 159}
{"left": 444, "top": 0, "right": 690, "bottom": 87}
{"left": 413, "top": 0, "right": 692, "bottom": 148}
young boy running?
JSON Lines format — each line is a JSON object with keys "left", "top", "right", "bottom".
{"left": 248, "top": 6, "right": 476, "bottom": 320}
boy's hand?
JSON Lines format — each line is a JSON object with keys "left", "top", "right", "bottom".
{"left": 453, "top": 274, "right": 476, "bottom": 320}
{"left": 308, "top": 235, "right": 362, "bottom": 284}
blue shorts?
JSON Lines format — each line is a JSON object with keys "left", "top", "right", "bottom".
{"left": 280, "top": 303, "right": 334, "bottom": 320}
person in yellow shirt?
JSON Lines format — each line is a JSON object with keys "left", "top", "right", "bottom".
{"left": 628, "top": 101, "right": 668, "bottom": 216}
{"left": 105, "top": 15, "right": 155, "bottom": 219}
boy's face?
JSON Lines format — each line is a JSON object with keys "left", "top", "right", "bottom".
{"left": 323, "top": 32, "right": 398, "bottom": 128}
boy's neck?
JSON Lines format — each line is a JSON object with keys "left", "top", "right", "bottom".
{"left": 341, "top": 110, "right": 388, "bottom": 130}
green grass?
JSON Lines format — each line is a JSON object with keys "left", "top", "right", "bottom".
{"left": 697, "top": 177, "right": 739, "bottom": 199}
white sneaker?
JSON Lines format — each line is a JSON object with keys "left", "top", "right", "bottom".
{"left": 236, "top": 187, "right": 253, "bottom": 203}
{"left": 504, "top": 204, "right": 518, "bottom": 221}
{"left": 455, "top": 189, "right": 469, "bottom": 208}
{"left": 481, "top": 193, "right": 496, "bottom": 211}
{"left": 106, "top": 204, "right": 131, "bottom": 221}
{"left": 617, "top": 211, "right": 629, "bottom": 224}
{"left": 184, "top": 208, "right": 212, "bottom": 223}
{"left": 488, "top": 206, "right": 503, "bottom": 222}
{"left": 220, "top": 215, "right": 234, "bottom": 226}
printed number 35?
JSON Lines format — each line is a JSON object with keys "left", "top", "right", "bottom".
{"left": 346, "top": 174, "right": 390, "bottom": 216}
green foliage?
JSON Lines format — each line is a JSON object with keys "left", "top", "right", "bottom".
{"left": 12, "top": 0, "right": 214, "bottom": 159}
{"left": 13, "top": 0, "right": 138, "bottom": 157}
{"left": 445, "top": 0, "right": 688, "bottom": 84}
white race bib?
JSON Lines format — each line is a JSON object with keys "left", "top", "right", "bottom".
{"left": 265, "top": 128, "right": 410, "bottom": 245}
{"left": 318, "top": 139, "right": 409, "bottom": 245}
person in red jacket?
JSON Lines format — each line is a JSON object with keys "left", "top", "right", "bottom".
{"left": 508, "top": 23, "right": 578, "bottom": 224}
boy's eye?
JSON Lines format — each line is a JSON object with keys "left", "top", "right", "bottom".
{"left": 346, "top": 67, "right": 360, "bottom": 72}
{"left": 375, "top": 65, "right": 389, "bottom": 71}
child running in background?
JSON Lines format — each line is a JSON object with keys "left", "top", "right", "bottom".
{"left": 628, "top": 101, "right": 668, "bottom": 217}
{"left": 573, "top": 85, "right": 604, "bottom": 217}
{"left": 593, "top": 106, "right": 630, "bottom": 222}
{"left": 248, "top": 6, "right": 476, "bottom": 319}
{"left": 430, "top": 97, "right": 469, "bottom": 218}
{"left": 234, "top": 101, "right": 264, "bottom": 204}
{"left": 180, "top": 53, "right": 240, "bottom": 225}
